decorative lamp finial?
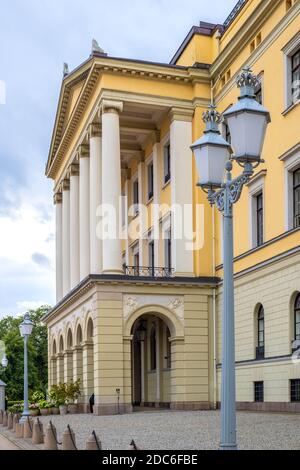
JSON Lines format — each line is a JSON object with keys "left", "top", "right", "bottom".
{"left": 202, "top": 104, "right": 223, "bottom": 133}
{"left": 236, "top": 66, "right": 259, "bottom": 98}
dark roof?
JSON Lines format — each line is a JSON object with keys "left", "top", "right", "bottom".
{"left": 170, "top": 0, "right": 250, "bottom": 65}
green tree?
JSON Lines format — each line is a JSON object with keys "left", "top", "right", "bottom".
{"left": 0, "top": 306, "right": 50, "bottom": 401}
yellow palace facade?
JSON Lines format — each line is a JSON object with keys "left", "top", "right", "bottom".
{"left": 44, "top": 0, "right": 300, "bottom": 414}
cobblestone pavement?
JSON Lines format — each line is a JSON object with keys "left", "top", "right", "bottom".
{"left": 37, "top": 410, "right": 300, "bottom": 450}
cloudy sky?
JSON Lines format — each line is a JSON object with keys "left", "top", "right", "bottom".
{"left": 0, "top": 0, "right": 237, "bottom": 317}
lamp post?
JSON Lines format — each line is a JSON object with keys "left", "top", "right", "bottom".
{"left": 19, "top": 313, "right": 34, "bottom": 423}
{"left": 191, "top": 67, "right": 270, "bottom": 450}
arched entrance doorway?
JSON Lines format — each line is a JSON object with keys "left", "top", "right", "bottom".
{"left": 131, "top": 314, "right": 172, "bottom": 409}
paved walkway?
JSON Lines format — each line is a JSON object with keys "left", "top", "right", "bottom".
{"left": 0, "top": 433, "right": 19, "bottom": 450}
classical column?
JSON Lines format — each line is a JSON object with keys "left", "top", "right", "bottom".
{"left": 124, "top": 177, "right": 130, "bottom": 266}
{"left": 57, "top": 353, "right": 64, "bottom": 384}
{"left": 69, "top": 164, "right": 80, "bottom": 289}
{"left": 140, "top": 339, "right": 145, "bottom": 405}
{"left": 152, "top": 136, "right": 161, "bottom": 265}
{"left": 169, "top": 108, "right": 194, "bottom": 276}
{"left": 64, "top": 350, "right": 73, "bottom": 384}
{"left": 50, "top": 357, "right": 57, "bottom": 386}
{"left": 156, "top": 318, "right": 161, "bottom": 406}
{"left": 62, "top": 179, "right": 70, "bottom": 296}
{"left": 89, "top": 124, "right": 102, "bottom": 274}
{"left": 73, "top": 346, "right": 83, "bottom": 388}
{"left": 82, "top": 341, "right": 94, "bottom": 405}
{"left": 138, "top": 158, "right": 145, "bottom": 265}
{"left": 54, "top": 193, "right": 63, "bottom": 302}
{"left": 101, "top": 100, "right": 123, "bottom": 274}
{"left": 79, "top": 145, "right": 90, "bottom": 280}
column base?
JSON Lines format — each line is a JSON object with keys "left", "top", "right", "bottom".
{"left": 102, "top": 269, "right": 124, "bottom": 275}
{"left": 93, "top": 403, "right": 133, "bottom": 416}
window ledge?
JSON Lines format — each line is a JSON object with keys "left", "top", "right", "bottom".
{"left": 162, "top": 180, "right": 171, "bottom": 191}
{"left": 282, "top": 100, "right": 300, "bottom": 116}
{"left": 146, "top": 196, "right": 154, "bottom": 206}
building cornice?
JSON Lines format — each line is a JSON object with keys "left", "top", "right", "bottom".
{"left": 214, "top": 0, "right": 300, "bottom": 104}
{"left": 42, "top": 274, "right": 220, "bottom": 324}
{"left": 210, "top": 0, "right": 281, "bottom": 79}
{"left": 46, "top": 56, "right": 210, "bottom": 180}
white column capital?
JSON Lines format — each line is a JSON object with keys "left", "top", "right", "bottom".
{"left": 61, "top": 178, "right": 70, "bottom": 191}
{"left": 54, "top": 192, "right": 62, "bottom": 205}
{"left": 101, "top": 99, "right": 123, "bottom": 115}
{"left": 77, "top": 144, "right": 89, "bottom": 159}
{"left": 169, "top": 107, "right": 194, "bottom": 123}
{"left": 68, "top": 163, "right": 79, "bottom": 177}
{"left": 89, "top": 123, "right": 101, "bottom": 138}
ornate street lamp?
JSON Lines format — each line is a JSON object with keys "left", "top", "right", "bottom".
{"left": 191, "top": 66, "right": 270, "bottom": 450}
{"left": 19, "top": 313, "right": 34, "bottom": 423}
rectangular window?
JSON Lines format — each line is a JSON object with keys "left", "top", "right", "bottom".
{"left": 291, "top": 379, "right": 300, "bottom": 402}
{"left": 164, "top": 229, "right": 172, "bottom": 274}
{"left": 292, "top": 49, "right": 300, "bottom": 103}
{"left": 254, "top": 382, "right": 264, "bottom": 403}
{"left": 164, "top": 143, "right": 171, "bottom": 184}
{"left": 148, "top": 162, "right": 154, "bottom": 200}
{"left": 148, "top": 241, "right": 155, "bottom": 275}
{"left": 294, "top": 168, "right": 300, "bottom": 228}
{"left": 256, "top": 192, "right": 264, "bottom": 246}
{"left": 133, "top": 179, "right": 139, "bottom": 214}
{"left": 133, "top": 247, "right": 139, "bottom": 276}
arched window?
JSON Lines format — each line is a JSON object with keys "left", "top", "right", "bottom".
{"left": 76, "top": 325, "right": 83, "bottom": 346}
{"left": 67, "top": 329, "right": 73, "bottom": 349}
{"left": 150, "top": 325, "right": 156, "bottom": 371}
{"left": 295, "top": 294, "right": 300, "bottom": 341}
{"left": 52, "top": 340, "right": 57, "bottom": 356}
{"left": 256, "top": 305, "right": 265, "bottom": 359}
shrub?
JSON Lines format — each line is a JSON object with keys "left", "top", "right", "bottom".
{"left": 66, "top": 380, "right": 81, "bottom": 404}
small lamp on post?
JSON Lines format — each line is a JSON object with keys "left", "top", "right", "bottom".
{"left": 1, "top": 354, "right": 8, "bottom": 369}
{"left": 136, "top": 322, "right": 147, "bottom": 343}
{"left": 19, "top": 313, "right": 34, "bottom": 423}
{"left": 191, "top": 66, "right": 271, "bottom": 451}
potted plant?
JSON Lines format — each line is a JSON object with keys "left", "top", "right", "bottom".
{"left": 39, "top": 400, "right": 51, "bottom": 416}
{"left": 48, "top": 388, "right": 60, "bottom": 415}
{"left": 29, "top": 403, "right": 40, "bottom": 416}
{"left": 66, "top": 380, "right": 81, "bottom": 414}
{"left": 51, "top": 383, "right": 68, "bottom": 415}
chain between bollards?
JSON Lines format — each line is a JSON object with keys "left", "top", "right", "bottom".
{"left": 92, "top": 430, "right": 102, "bottom": 451}
{"left": 50, "top": 420, "right": 62, "bottom": 445}
{"left": 67, "top": 424, "right": 78, "bottom": 450}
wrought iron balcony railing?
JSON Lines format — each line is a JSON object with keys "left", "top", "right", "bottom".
{"left": 124, "top": 266, "right": 174, "bottom": 278}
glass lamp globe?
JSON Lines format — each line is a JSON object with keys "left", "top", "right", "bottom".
{"left": 191, "top": 105, "right": 232, "bottom": 188}
{"left": 223, "top": 66, "right": 271, "bottom": 164}
{"left": 1, "top": 354, "right": 8, "bottom": 369}
{"left": 136, "top": 322, "right": 147, "bottom": 342}
{"left": 19, "top": 313, "right": 34, "bottom": 337}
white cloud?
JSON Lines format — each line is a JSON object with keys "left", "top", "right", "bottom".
{"left": 0, "top": 0, "right": 238, "bottom": 316}
{"left": 16, "top": 300, "right": 49, "bottom": 312}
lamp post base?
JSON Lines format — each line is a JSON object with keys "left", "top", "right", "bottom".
{"left": 19, "top": 411, "right": 31, "bottom": 424}
{"left": 219, "top": 443, "right": 238, "bottom": 451}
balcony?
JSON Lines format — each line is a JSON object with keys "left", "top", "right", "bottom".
{"left": 124, "top": 266, "right": 174, "bottom": 278}
{"left": 256, "top": 346, "right": 265, "bottom": 360}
